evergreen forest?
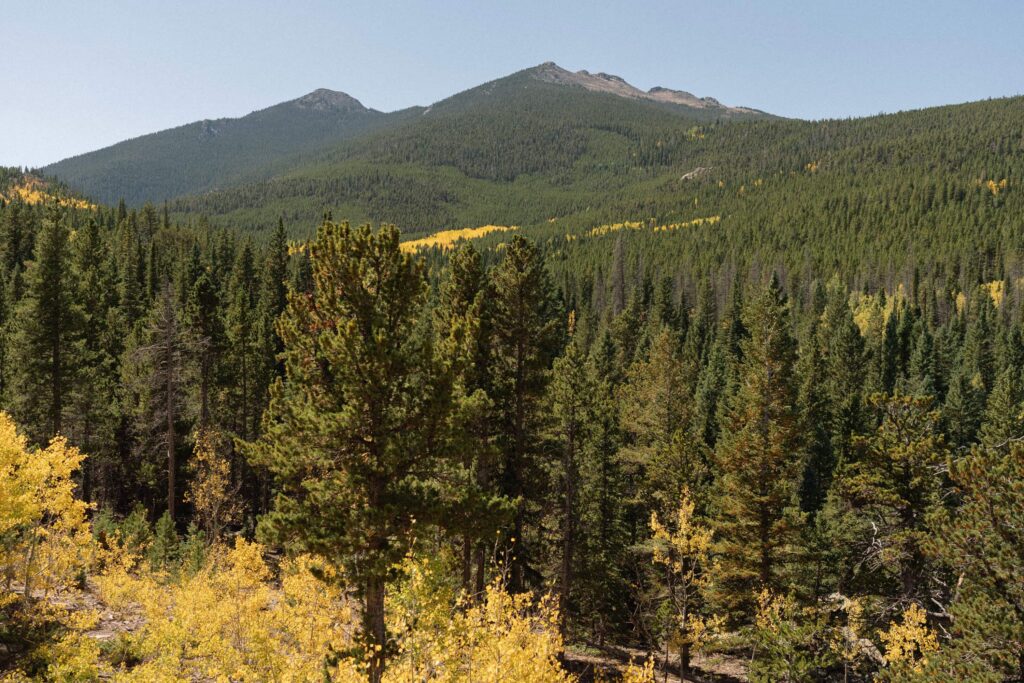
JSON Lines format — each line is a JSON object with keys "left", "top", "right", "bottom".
{"left": 1, "top": 70, "right": 1024, "bottom": 683}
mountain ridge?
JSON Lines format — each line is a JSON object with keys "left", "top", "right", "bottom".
{"left": 41, "top": 62, "right": 769, "bottom": 206}
{"left": 527, "top": 61, "right": 763, "bottom": 114}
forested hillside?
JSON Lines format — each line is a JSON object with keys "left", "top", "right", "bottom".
{"left": 2, "top": 147, "right": 1023, "bottom": 679}
{"left": 41, "top": 62, "right": 770, "bottom": 225}
{"left": 41, "top": 89, "right": 419, "bottom": 206}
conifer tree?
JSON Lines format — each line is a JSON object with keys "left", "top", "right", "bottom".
{"left": 978, "top": 366, "right": 1023, "bottom": 449}
{"left": 247, "top": 222, "right": 449, "bottom": 682}
{"left": 821, "top": 284, "right": 867, "bottom": 460}
{"left": 489, "top": 235, "right": 560, "bottom": 592}
{"left": 709, "top": 276, "right": 805, "bottom": 619}
{"left": 7, "top": 209, "right": 81, "bottom": 444}
{"left": 574, "top": 330, "right": 630, "bottom": 643}
{"left": 548, "top": 325, "right": 593, "bottom": 633}
{"left": 944, "top": 366, "right": 984, "bottom": 449}
{"left": 620, "top": 326, "right": 704, "bottom": 513}
{"left": 923, "top": 442, "right": 1024, "bottom": 680}
{"left": 183, "top": 272, "right": 224, "bottom": 429}
{"left": 796, "top": 319, "right": 832, "bottom": 512}
{"left": 224, "top": 244, "right": 260, "bottom": 440}
{"left": 122, "top": 282, "right": 188, "bottom": 520}
{"left": 66, "top": 218, "right": 118, "bottom": 502}
{"left": 824, "top": 394, "right": 947, "bottom": 615}
{"left": 433, "top": 243, "right": 507, "bottom": 592}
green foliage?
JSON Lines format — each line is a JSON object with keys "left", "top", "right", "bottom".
{"left": 245, "top": 220, "right": 450, "bottom": 679}
{"left": 709, "top": 278, "right": 806, "bottom": 621}
{"left": 147, "top": 511, "right": 179, "bottom": 572}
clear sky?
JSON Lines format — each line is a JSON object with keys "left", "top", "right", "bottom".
{"left": 4, "top": 0, "right": 1022, "bottom": 168}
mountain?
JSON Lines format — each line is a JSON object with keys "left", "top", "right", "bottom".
{"left": 41, "top": 89, "right": 420, "bottom": 206}
{"left": 145, "top": 63, "right": 775, "bottom": 233}
{"left": 42, "top": 62, "right": 769, "bottom": 210}
{"left": 527, "top": 61, "right": 763, "bottom": 115}
{"left": 160, "top": 90, "right": 1021, "bottom": 246}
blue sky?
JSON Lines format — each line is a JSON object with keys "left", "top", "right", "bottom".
{"left": 4, "top": 0, "right": 1022, "bottom": 167}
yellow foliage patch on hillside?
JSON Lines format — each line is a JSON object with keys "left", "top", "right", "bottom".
{"left": 653, "top": 215, "right": 721, "bottom": 231}
{"left": 588, "top": 216, "right": 721, "bottom": 237}
{"left": 588, "top": 221, "right": 645, "bottom": 237}
{"left": 850, "top": 283, "right": 909, "bottom": 335}
{"left": 400, "top": 225, "right": 517, "bottom": 252}
{"left": 983, "top": 178, "right": 1008, "bottom": 196}
{"left": 1, "top": 177, "right": 95, "bottom": 210}
{"left": 985, "top": 280, "right": 1004, "bottom": 309}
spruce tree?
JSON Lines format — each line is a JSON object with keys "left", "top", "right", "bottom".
{"left": 433, "top": 243, "right": 508, "bottom": 592}
{"left": 488, "top": 235, "right": 560, "bottom": 592}
{"left": 67, "top": 218, "right": 119, "bottom": 502}
{"left": 7, "top": 209, "right": 81, "bottom": 444}
{"left": 548, "top": 327, "right": 593, "bottom": 634}
{"left": 824, "top": 394, "right": 947, "bottom": 615}
{"left": 709, "top": 276, "right": 805, "bottom": 619}
{"left": 122, "top": 282, "right": 188, "bottom": 520}
{"left": 620, "top": 326, "right": 704, "bottom": 513}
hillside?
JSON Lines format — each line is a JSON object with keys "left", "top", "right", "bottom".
{"left": 167, "top": 90, "right": 1024, "bottom": 291}
{"left": 41, "top": 89, "right": 420, "bottom": 206}
{"left": 42, "top": 62, "right": 769, "bottom": 214}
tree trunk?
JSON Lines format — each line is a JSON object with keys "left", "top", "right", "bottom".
{"left": 462, "top": 535, "right": 472, "bottom": 591}
{"left": 365, "top": 574, "right": 387, "bottom": 683}
{"left": 166, "top": 366, "right": 176, "bottom": 521}
{"left": 559, "top": 420, "right": 577, "bottom": 635}
{"left": 474, "top": 546, "right": 486, "bottom": 596}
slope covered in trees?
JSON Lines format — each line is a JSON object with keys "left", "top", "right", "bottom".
{"left": 41, "top": 62, "right": 767, "bottom": 213}
{"left": 41, "top": 90, "right": 419, "bottom": 206}
{"left": 3, "top": 157, "right": 1024, "bottom": 679}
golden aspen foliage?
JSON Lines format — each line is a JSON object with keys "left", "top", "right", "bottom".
{"left": 983, "top": 178, "right": 1008, "bottom": 196}
{"left": 0, "top": 177, "right": 94, "bottom": 210}
{"left": 614, "top": 657, "right": 656, "bottom": 683}
{"left": 96, "top": 538, "right": 363, "bottom": 682}
{"left": 589, "top": 216, "right": 719, "bottom": 237}
{"left": 879, "top": 603, "right": 938, "bottom": 675}
{"left": 649, "top": 489, "right": 722, "bottom": 678}
{"left": 87, "top": 539, "right": 573, "bottom": 682}
{"left": 185, "top": 429, "right": 240, "bottom": 540}
{"left": 400, "top": 225, "right": 517, "bottom": 252}
{"left": 0, "top": 413, "right": 94, "bottom": 608}
{"left": 827, "top": 595, "right": 875, "bottom": 680}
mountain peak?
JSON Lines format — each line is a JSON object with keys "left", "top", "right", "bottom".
{"left": 527, "top": 62, "right": 758, "bottom": 114}
{"left": 293, "top": 88, "right": 367, "bottom": 112}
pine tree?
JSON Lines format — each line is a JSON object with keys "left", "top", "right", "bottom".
{"left": 223, "top": 244, "right": 259, "bottom": 440}
{"left": 123, "top": 282, "right": 188, "bottom": 521}
{"left": 7, "top": 209, "right": 81, "bottom": 444}
{"left": 620, "top": 326, "right": 704, "bottom": 513}
{"left": 944, "top": 366, "right": 984, "bottom": 449}
{"left": 489, "top": 235, "right": 561, "bottom": 592}
{"left": 183, "top": 272, "right": 224, "bottom": 430}
{"left": 433, "top": 243, "right": 507, "bottom": 593}
{"left": 907, "top": 323, "right": 938, "bottom": 397}
{"left": 66, "top": 218, "right": 119, "bottom": 503}
{"left": 246, "top": 222, "right": 449, "bottom": 682}
{"left": 575, "top": 331, "right": 630, "bottom": 643}
{"left": 978, "top": 366, "right": 1024, "bottom": 449}
{"left": 709, "top": 276, "right": 805, "bottom": 620}
{"left": 548, "top": 326, "right": 593, "bottom": 633}
{"left": 796, "top": 319, "right": 832, "bottom": 512}
{"left": 923, "top": 442, "right": 1024, "bottom": 680}
{"left": 824, "top": 394, "right": 947, "bottom": 615}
